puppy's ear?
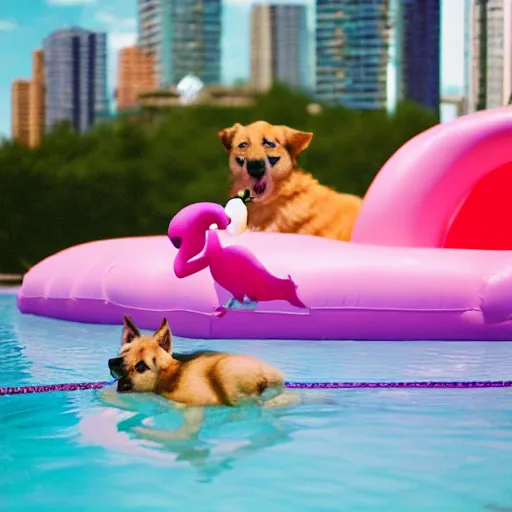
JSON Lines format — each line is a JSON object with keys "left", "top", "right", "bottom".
{"left": 154, "top": 318, "right": 172, "bottom": 353}
{"left": 122, "top": 315, "right": 140, "bottom": 345}
{"left": 282, "top": 127, "right": 313, "bottom": 159}
{"left": 218, "top": 123, "right": 242, "bottom": 152}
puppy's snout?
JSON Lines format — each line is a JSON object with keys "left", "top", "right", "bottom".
{"left": 108, "top": 356, "right": 125, "bottom": 379}
{"left": 247, "top": 159, "right": 266, "bottom": 180}
{"left": 117, "top": 376, "right": 133, "bottom": 393}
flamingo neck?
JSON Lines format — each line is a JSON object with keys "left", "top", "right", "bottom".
{"left": 174, "top": 233, "right": 210, "bottom": 278}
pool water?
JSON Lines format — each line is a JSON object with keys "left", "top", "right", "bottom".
{"left": 2, "top": 293, "right": 512, "bottom": 512}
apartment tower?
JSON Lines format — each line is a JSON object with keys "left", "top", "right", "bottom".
{"left": 466, "top": 0, "right": 512, "bottom": 112}
{"left": 29, "top": 49, "right": 45, "bottom": 147}
{"left": 43, "top": 27, "right": 109, "bottom": 133}
{"left": 316, "top": 0, "right": 391, "bottom": 109}
{"left": 11, "top": 80, "right": 31, "bottom": 146}
{"left": 138, "top": 0, "right": 222, "bottom": 87}
{"left": 250, "top": 4, "right": 309, "bottom": 92}
{"left": 117, "top": 46, "right": 157, "bottom": 110}
{"left": 401, "top": 0, "right": 441, "bottom": 113}
{"left": 137, "top": 0, "right": 162, "bottom": 81}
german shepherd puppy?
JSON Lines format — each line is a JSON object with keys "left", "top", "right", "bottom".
{"left": 108, "top": 316, "right": 286, "bottom": 407}
{"left": 219, "top": 120, "right": 363, "bottom": 241}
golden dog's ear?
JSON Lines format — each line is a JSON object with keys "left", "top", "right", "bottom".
{"left": 154, "top": 317, "right": 172, "bottom": 353}
{"left": 282, "top": 127, "right": 313, "bottom": 159}
{"left": 218, "top": 123, "right": 242, "bottom": 152}
{"left": 122, "top": 315, "right": 140, "bottom": 345}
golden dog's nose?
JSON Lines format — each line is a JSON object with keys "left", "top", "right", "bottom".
{"left": 108, "top": 356, "right": 125, "bottom": 379}
{"left": 247, "top": 159, "right": 266, "bottom": 179}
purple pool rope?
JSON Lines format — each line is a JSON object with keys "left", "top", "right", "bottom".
{"left": 1, "top": 380, "right": 512, "bottom": 396}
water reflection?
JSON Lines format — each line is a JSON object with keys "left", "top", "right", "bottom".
{"left": 80, "top": 389, "right": 338, "bottom": 482}
{"left": 117, "top": 408, "right": 294, "bottom": 482}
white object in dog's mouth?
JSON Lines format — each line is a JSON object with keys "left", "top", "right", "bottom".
{"left": 253, "top": 180, "right": 267, "bottom": 197}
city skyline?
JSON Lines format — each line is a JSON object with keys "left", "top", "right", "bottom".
{"left": 0, "top": 0, "right": 465, "bottom": 138}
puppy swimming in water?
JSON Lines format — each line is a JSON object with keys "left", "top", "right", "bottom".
{"left": 106, "top": 316, "right": 297, "bottom": 441}
{"left": 104, "top": 317, "right": 337, "bottom": 442}
{"left": 108, "top": 316, "right": 290, "bottom": 407}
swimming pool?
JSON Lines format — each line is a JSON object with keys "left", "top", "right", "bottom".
{"left": 2, "top": 291, "right": 512, "bottom": 512}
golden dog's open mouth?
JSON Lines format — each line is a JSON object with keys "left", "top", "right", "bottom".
{"left": 253, "top": 180, "right": 267, "bottom": 197}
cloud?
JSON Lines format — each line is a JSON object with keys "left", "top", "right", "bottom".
{"left": 96, "top": 10, "right": 136, "bottom": 31}
{"left": 47, "top": 0, "right": 97, "bottom": 5}
{"left": 0, "top": 19, "right": 18, "bottom": 31}
{"left": 108, "top": 32, "right": 137, "bottom": 54}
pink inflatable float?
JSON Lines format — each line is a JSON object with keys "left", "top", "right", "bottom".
{"left": 17, "top": 107, "right": 512, "bottom": 340}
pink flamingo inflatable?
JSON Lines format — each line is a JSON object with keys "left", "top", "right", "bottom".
{"left": 167, "top": 202, "right": 306, "bottom": 316}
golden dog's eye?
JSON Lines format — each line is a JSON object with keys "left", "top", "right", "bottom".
{"left": 135, "top": 361, "right": 150, "bottom": 374}
{"left": 262, "top": 138, "right": 276, "bottom": 148}
{"left": 238, "top": 142, "right": 248, "bottom": 149}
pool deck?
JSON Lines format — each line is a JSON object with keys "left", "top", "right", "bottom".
{"left": 0, "top": 274, "right": 23, "bottom": 285}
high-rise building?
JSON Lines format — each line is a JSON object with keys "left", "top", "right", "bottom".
{"left": 161, "top": 0, "right": 222, "bottom": 86}
{"left": 315, "top": 0, "right": 391, "bottom": 110}
{"left": 250, "top": 4, "right": 310, "bottom": 93}
{"left": 137, "top": 0, "right": 222, "bottom": 87}
{"left": 401, "top": 0, "right": 440, "bottom": 113}
{"left": 138, "top": 0, "right": 162, "bottom": 78}
{"left": 117, "top": 46, "right": 157, "bottom": 110}
{"left": 11, "top": 80, "right": 31, "bottom": 146}
{"left": 466, "top": 0, "right": 512, "bottom": 112}
{"left": 43, "top": 27, "right": 109, "bottom": 133}
{"left": 29, "top": 49, "right": 45, "bottom": 148}
{"left": 250, "top": 5, "right": 273, "bottom": 92}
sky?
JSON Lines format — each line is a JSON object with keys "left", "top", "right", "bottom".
{"left": 0, "top": 0, "right": 465, "bottom": 138}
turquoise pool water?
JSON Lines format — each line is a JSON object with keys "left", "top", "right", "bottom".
{"left": 2, "top": 292, "right": 512, "bottom": 512}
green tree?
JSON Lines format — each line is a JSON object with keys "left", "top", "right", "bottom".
{"left": 0, "top": 85, "right": 438, "bottom": 273}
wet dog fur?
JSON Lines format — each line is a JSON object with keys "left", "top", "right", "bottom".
{"left": 219, "top": 120, "right": 363, "bottom": 241}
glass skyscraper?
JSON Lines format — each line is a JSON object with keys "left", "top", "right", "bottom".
{"left": 316, "top": 0, "right": 390, "bottom": 109}
{"left": 43, "top": 28, "right": 108, "bottom": 133}
{"left": 138, "top": 0, "right": 222, "bottom": 87}
{"left": 401, "top": 0, "right": 440, "bottom": 113}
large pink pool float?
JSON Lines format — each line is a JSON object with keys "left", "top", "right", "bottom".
{"left": 17, "top": 107, "right": 512, "bottom": 340}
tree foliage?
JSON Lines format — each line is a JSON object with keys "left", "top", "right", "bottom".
{"left": 0, "top": 85, "right": 438, "bottom": 272}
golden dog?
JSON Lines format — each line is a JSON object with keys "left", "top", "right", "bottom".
{"left": 219, "top": 120, "right": 363, "bottom": 241}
